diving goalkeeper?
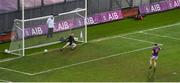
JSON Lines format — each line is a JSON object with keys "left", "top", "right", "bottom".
{"left": 60, "top": 33, "right": 77, "bottom": 51}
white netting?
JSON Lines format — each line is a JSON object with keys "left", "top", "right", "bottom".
{"left": 9, "top": 8, "right": 87, "bottom": 56}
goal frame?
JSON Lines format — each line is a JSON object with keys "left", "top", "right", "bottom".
{"left": 17, "top": 0, "right": 87, "bottom": 56}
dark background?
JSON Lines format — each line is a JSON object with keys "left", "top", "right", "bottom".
{"left": 0, "top": 0, "right": 164, "bottom": 33}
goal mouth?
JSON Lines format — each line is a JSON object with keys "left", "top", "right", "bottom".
{"left": 8, "top": 39, "right": 84, "bottom": 53}
{"left": 8, "top": 8, "right": 87, "bottom": 56}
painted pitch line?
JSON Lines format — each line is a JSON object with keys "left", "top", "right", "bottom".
{"left": 141, "top": 32, "right": 180, "bottom": 41}
{"left": 0, "top": 56, "right": 23, "bottom": 63}
{"left": 91, "top": 22, "right": 180, "bottom": 42}
{"left": 119, "top": 36, "right": 163, "bottom": 45}
{"left": 27, "top": 48, "right": 60, "bottom": 56}
{"left": 0, "top": 67, "right": 34, "bottom": 76}
{"left": 140, "top": 22, "right": 180, "bottom": 32}
{"left": 31, "top": 46, "right": 155, "bottom": 76}
{"left": 9, "top": 41, "right": 61, "bottom": 53}
{"left": 0, "top": 79, "right": 11, "bottom": 82}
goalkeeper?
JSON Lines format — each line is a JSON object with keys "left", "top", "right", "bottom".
{"left": 60, "top": 33, "right": 77, "bottom": 51}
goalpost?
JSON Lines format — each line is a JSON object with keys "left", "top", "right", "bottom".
{"left": 7, "top": 0, "right": 88, "bottom": 56}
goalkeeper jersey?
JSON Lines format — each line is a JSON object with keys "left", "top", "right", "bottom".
{"left": 66, "top": 36, "right": 76, "bottom": 43}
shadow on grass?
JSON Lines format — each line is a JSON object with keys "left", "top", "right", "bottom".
{"left": 147, "top": 68, "right": 156, "bottom": 82}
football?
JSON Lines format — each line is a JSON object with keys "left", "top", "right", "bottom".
{"left": 4, "top": 49, "right": 9, "bottom": 53}
{"left": 44, "top": 49, "right": 48, "bottom": 52}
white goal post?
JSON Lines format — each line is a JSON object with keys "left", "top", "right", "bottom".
{"left": 8, "top": 0, "right": 88, "bottom": 56}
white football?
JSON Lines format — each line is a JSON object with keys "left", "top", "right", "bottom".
{"left": 5, "top": 49, "right": 8, "bottom": 53}
{"left": 44, "top": 49, "right": 48, "bottom": 52}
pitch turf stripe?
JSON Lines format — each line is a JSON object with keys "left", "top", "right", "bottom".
{"left": 141, "top": 32, "right": 180, "bottom": 41}
{"left": 31, "top": 46, "right": 157, "bottom": 76}
{"left": 0, "top": 67, "right": 34, "bottom": 76}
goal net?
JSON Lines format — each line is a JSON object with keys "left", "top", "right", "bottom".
{"left": 8, "top": 8, "right": 87, "bottom": 56}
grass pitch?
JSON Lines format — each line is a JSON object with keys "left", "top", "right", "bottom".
{"left": 0, "top": 9, "right": 180, "bottom": 82}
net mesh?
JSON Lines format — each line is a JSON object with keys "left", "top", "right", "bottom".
{"left": 9, "top": 20, "right": 23, "bottom": 56}
{"left": 9, "top": 9, "right": 86, "bottom": 56}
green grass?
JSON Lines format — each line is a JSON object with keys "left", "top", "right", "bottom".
{"left": 0, "top": 9, "right": 180, "bottom": 82}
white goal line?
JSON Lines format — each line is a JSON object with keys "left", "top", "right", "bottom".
{"left": 9, "top": 41, "right": 61, "bottom": 53}
{"left": 27, "top": 43, "right": 85, "bottom": 56}
{"left": 9, "top": 40, "right": 84, "bottom": 54}
{"left": 7, "top": 52, "right": 21, "bottom": 56}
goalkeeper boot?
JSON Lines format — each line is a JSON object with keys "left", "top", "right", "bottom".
{"left": 60, "top": 48, "right": 63, "bottom": 51}
{"left": 149, "top": 66, "right": 152, "bottom": 69}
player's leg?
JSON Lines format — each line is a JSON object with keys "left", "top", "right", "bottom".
{"left": 50, "top": 28, "right": 53, "bottom": 38}
{"left": 149, "top": 59, "right": 153, "bottom": 69}
{"left": 49, "top": 28, "right": 52, "bottom": 38}
{"left": 47, "top": 28, "right": 50, "bottom": 38}
{"left": 71, "top": 43, "right": 77, "bottom": 49}
{"left": 48, "top": 28, "right": 52, "bottom": 38}
{"left": 60, "top": 42, "right": 70, "bottom": 51}
{"left": 149, "top": 56, "right": 154, "bottom": 69}
{"left": 153, "top": 59, "right": 157, "bottom": 72}
{"left": 154, "top": 60, "right": 157, "bottom": 68}
{"left": 153, "top": 56, "right": 158, "bottom": 68}
{"left": 153, "top": 60, "right": 157, "bottom": 71}
{"left": 63, "top": 42, "right": 70, "bottom": 48}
